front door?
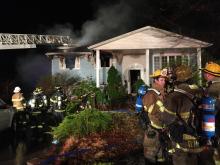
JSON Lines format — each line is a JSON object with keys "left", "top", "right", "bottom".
{"left": 130, "top": 70, "right": 140, "bottom": 93}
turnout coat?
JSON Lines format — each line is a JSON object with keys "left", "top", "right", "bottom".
{"left": 163, "top": 83, "right": 212, "bottom": 165}
{"left": 142, "top": 83, "right": 176, "bottom": 162}
{"left": 142, "top": 82, "right": 207, "bottom": 164}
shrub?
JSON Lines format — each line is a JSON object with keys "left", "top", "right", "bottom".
{"left": 71, "top": 80, "right": 108, "bottom": 107}
{"left": 52, "top": 109, "right": 113, "bottom": 140}
{"left": 106, "top": 66, "right": 127, "bottom": 102}
{"left": 65, "top": 101, "right": 81, "bottom": 115}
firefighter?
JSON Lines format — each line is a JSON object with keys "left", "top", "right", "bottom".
{"left": 200, "top": 61, "right": 220, "bottom": 133}
{"left": 200, "top": 61, "right": 220, "bottom": 164}
{"left": 142, "top": 68, "right": 176, "bottom": 164}
{"left": 11, "top": 86, "right": 28, "bottom": 129}
{"left": 165, "top": 65, "right": 206, "bottom": 165}
{"left": 50, "top": 86, "right": 67, "bottom": 123}
{"left": 28, "top": 87, "right": 48, "bottom": 111}
{"left": 28, "top": 87, "right": 48, "bottom": 129}
{"left": 12, "top": 86, "right": 26, "bottom": 111}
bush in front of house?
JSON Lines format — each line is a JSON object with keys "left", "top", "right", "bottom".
{"left": 65, "top": 101, "right": 81, "bottom": 115}
{"left": 71, "top": 80, "right": 109, "bottom": 108}
{"left": 52, "top": 109, "right": 113, "bottom": 140}
{"left": 106, "top": 66, "right": 127, "bottom": 105}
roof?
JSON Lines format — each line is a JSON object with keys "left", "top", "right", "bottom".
{"left": 45, "top": 45, "right": 91, "bottom": 56}
{"left": 88, "top": 26, "right": 212, "bottom": 50}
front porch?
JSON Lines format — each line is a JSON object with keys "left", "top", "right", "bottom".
{"left": 88, "top": 26, "right": 211, "bottom": 91}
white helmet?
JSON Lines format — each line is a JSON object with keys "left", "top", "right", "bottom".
{"left": 14, "top": 86, "right": 21, "bottom": 93}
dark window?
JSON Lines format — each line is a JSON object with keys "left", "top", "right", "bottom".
{"left": 65, "top": 55, "right": 76, "bottom": 69}
{"left": 100, "top": 53, "right": 112, "bottom": 67}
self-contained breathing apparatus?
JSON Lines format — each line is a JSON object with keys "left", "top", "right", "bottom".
{"left": 169, "top": 86, "right": 218, "bottom": 149}
{"left": 201, "top": 96, "right": 216, "bottom": 144}
{"left": 135, "top": 84, "right": 149, "bottom": 129}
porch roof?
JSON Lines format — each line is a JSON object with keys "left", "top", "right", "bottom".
{"left": 88, "top": 26, "right": 212, "bottom": 50}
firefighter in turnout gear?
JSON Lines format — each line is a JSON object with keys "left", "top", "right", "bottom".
{"left": 28, "top": 87, "right": 48, "bottom": 129}
{"left": 28, "top": 87, "right": 48, "bottom": 110}
{"left": 200, "top": 61, "right": 220, "bottom": 164}
{"left": 165, "top": 65, "right": 207, "bottom": 165}
{"left": 142, "top": 68, "right": 176, "bottom": 164}
{"left": 12, "top": 86, "right": 26, "bottom": 111}
{"left": 11, "top": 86, "right": 29, "bottom": 129}
{"left": 50, "top": 86, "right": 67, "bottom": 124}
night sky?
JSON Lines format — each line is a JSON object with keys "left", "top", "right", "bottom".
{"left": 1, "top": 0, "right": 220, "bottom": 102}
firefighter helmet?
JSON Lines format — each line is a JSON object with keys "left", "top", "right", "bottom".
{"left": 13, "top": 86, "right": 21, "bottom": 93}
{"left": 200, "top": 61, "right": 220, "bottom": 77}
{"left": 175, "top": 65, "right": 192, "bottom": 82}
{"left": 33, "top": 87, "right": 43, "bottom": 95}
{"left": 150, "top": 68, "right": 168, "bottom": 78}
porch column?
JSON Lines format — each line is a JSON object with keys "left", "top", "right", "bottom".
{"left": 145, "top": 49, "right": 150, "bottom": 85}
{"left": 96, "top": 49, "right": 100, "bottom": 88}
{"left": 197, "top": 48, "right": 202, "bottom": 86}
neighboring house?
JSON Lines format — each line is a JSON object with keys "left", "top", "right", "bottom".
{"left": 46, "top": 26, "right": 212, "bottom": 94}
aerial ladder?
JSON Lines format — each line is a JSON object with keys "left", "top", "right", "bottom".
{"left": 0, "top": 33, "right": 74, "bottom": 49}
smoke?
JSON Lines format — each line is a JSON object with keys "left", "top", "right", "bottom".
{"left": 44, "top": 0, "right": 135, "bottom": 46}
{"left": 45, "top": 23, "right": 79, "bottom": 44}
{"left": 78, "top": 1, "right": 132, "bottom": 46}
{"left": 43, "top": 0, "right": 153, "bottom": 46}
{"left": 16, "top": 53, "right": 50, "bottom": 93}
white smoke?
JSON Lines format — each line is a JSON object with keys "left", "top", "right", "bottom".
{"left": 78, "top": 1, "right": 132, "bottom": 46}
{"left": 44, "top": 0, "right": 151, "bottom": 46}
{"left": 45, "top": 23, "right": 79, "bottom": 42}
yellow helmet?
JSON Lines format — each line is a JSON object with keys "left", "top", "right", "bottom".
{"left": 150, "top": 68, "right": 168, "bottom": 78}
{"left": 200, "top": 61, "right": 220, "bottom": 77}
{"left": 33, "top": 87, "right": 42, "bottom": 94}
{"left": 175, "top": 65, "right": 192, "bottom": 82}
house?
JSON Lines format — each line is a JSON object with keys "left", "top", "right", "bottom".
{"left": 46, "top": 26, "right": 212, "bottom": 94}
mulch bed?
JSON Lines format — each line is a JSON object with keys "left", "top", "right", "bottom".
{"left": 27, "top": 129, "right": 143, "bottom": 165}
{"left": 27, "top": 112, "right": 144, "bottom": 165}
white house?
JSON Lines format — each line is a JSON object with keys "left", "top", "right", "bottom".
{"left": 47, "top": 26, "right": 212, "bottom": 93}
{"left": 88, "top": 26, "right": 212, "bottom": 93}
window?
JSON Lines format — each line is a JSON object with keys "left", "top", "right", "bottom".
{"left": 59, "top": 56, "right": 80, "bottom": 70}
{"left": 176, "top": 56, "right": 182, "bottom": 66}
{"left": 154, "top": 56, "right": 160, "bottom": 70}
{"left": 153, "top": 54, "right": 190, "bottom": 71}
{"left": 169, "top": 56, "right": 175, "bottom": 66}
{"left": 182, "top": 55, "right": 189, "bottom": 65}
{"left": 100, "top": 53, "right": 112, "bottom": 67}
{"left": 161, "top": 56, "right": 168, "bottom": 68}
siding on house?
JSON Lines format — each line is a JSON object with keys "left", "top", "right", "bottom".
{"left": 51, "top": 56, "right": 111, "bottom": 84}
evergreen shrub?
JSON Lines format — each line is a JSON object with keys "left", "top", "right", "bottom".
{"left": 106, "top": 66, "right": 127, "bottom": 104}
{"left": 52, "top": 109, "right": 113, "bottom": 140}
